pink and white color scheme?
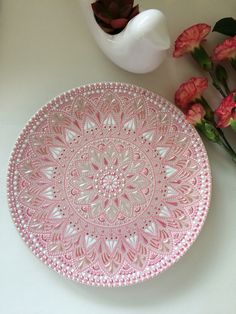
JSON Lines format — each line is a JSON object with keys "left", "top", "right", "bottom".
{"left": 7, "top": 82, "right": 211, "bottom": 287}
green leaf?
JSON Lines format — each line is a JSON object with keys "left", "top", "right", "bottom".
{"left": 197, "top": 121, "right": 220, "bottom": 143}
{"left": 212, "top": 17, "right": 236, "bottom": 37}
{"left": 231, "top": 120, "right": 236, "bottom": 132}
{"left": 215, "top": 65, "right": 230, "bottom": 94}
{"left": 215, "top": 64, "right": 228, "bottom": 83}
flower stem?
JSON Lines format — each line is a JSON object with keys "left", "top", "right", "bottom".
{"left": 223, "top": 82, "right": 231, "bottom": 95}
{"left": 199, "top": 96, "right": 214, "bottom": 122}
{"left": 208, "top": 70, "right": 227, "bottom": 97}
{"left": 219, "top": 140, "right": 236, "bottom": 163}
{"left": 217, "top": 127, "right": 236, "bottom": 155}
{"left": 231, "top": 58, "right": 236, "bottom": 71}
{"left": 214, "top": 64, "right": 231, "bottom": 95}
{"left": 197, "top": 121, "right": 236, "bottom": 164}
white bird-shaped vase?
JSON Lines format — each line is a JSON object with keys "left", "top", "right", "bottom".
{"left": 80, "top": 0, "right": 170, "bottom": 73}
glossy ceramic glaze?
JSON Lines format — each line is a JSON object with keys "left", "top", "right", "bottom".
{"left": 7, "top": 83, "right": 211, "bottom": 286}
{"left": 80, "top": 1, "right": 170, "bottom": 73}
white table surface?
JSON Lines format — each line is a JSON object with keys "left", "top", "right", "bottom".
{"left": 1, "top": 1, "right": 236, "bottom": 314}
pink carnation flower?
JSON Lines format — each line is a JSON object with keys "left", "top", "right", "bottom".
{"left": 173, "top": 23, "right": 211, "bottom": 57}
{"left": 186, "top": 103, "right": 206, "bottom": 125}
{"left": 175, "top": 77, "right": 208, "bottom": 112}
{"left": 215, "top": 91, "right": 236, "bottom": 128}
{"left": 213, "top": 36, "right": 236, "bottom": 62}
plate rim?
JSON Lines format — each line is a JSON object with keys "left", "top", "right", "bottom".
{"left": 7, "top": 82, "right": 212, "bottom": 287}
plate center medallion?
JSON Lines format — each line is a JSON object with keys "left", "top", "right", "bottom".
{"left": 66, "top": 139, "right": 154, "bottom": 226}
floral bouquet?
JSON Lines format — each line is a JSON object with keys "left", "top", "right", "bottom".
{"left": 173, "top": 18, "right": 236, "bottom": 163}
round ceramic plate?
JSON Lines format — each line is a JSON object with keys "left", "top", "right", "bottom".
{"left": 8, "top": 82, "right": 211, "bottom": 287}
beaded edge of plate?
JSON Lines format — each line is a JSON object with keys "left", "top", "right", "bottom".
{"left": 7, "top": 82, "right": 212, "bottom": 287}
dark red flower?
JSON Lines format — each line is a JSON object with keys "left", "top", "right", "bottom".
{"left": 91, "top": 0, "right": 139, "bottom": 34}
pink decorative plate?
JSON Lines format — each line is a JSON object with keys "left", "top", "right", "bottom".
{"left": 8, "top": 82, "right": 211, "bottom": 287}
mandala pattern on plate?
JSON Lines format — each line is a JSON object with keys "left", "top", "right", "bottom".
{"left": 8, "top": 82, "right": 211, "bottom": 286}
